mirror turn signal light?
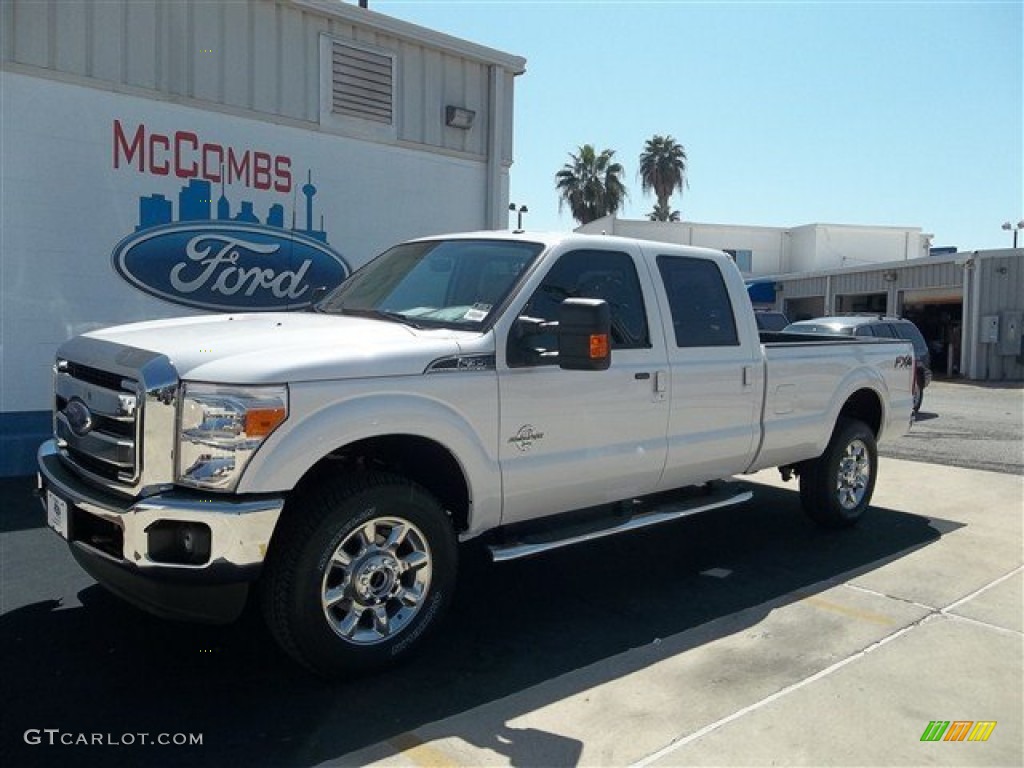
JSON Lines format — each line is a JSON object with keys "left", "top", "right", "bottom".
{"left": 590, "top": 334, "right": 609, "bottom": 359}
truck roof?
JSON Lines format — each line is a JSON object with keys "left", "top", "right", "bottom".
{"left": 407, "top": 230, "right": 730, "bottom": 261}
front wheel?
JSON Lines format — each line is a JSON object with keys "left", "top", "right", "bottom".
{"left": 260, "top": 472, "right": 457, "bottom": 677}
{"left": 799, "top": 418, "right": 878, "bottom": 529}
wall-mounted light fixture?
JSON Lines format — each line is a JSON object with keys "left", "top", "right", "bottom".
{"left": 445, "top": 106, "right": 476, "bottom": 130}
{"left": 883, "top": 270, "right": 899, "bottom": 283}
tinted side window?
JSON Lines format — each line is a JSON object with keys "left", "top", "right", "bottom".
{"left": 854, "top": 325, "right": 876, "bottom": 337}
{"left": 872, "top": 323, "right": 897, "bottom": 338}
{"left": 513, "top": 249, "right": 650, "bottom": 365}
{"left": 657, "top": 256, "right": 739, "bottom": 347}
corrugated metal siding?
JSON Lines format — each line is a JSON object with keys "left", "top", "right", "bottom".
{"left": 830, "top": 261, "right": 962, "bottom": 295}
{"left": 780, "top": 276, "right": 827, "bottom": 299}
{"left": 898, "top": 260, "right": 962, "bottom": 291}
{"left": 976, "top": 251, "right": 1024, "bottom": 380}
{"left": 1, "top": 0, "right": 506, "bottom": 159}
{"left": 833, "top": 271, "right": 886, "bottom": 295}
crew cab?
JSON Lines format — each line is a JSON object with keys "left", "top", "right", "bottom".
{"left": 38, "top": 232, "right": 915, "bottom": 676}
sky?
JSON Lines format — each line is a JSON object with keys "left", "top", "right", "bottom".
{"left": 372, "top": 0, "right": 1022, "bottom": 251}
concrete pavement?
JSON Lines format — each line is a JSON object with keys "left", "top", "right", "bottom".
{"left": 337, "top": 459, "right": 1023, "bottom": 767}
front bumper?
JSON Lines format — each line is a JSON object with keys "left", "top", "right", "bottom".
{"left": 37, "top": 439, "right": 284, "bottom": 623}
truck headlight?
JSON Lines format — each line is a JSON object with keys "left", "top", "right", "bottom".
{"left": 177, "top": 383, "right": 288, "bottom": 491}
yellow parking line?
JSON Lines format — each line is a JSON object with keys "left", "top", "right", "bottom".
{"left": 387, "top": 732, "right": 461, "bottom": 768}
{"left": 803, "top": 595, "right": 898, "bottom": 626}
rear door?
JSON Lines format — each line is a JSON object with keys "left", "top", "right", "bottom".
{"left": 651, "top": 252, "right": 763, "bottom": 488}
{"left": 496, "top": 245, "right": 670, "bottom": 524}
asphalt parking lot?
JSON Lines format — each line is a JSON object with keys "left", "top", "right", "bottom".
{"left": 881, "top": 379, "right": 1024, "bottom": 475}
{"left": 1, "top": 381, "right": 1021, "bottom": 767}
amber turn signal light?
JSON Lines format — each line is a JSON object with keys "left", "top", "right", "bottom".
{"left": 245, "top": 407, "right": 287, "bottom": 437}
{"left": 589, "top": 333, "right": 609, "bottom": 359}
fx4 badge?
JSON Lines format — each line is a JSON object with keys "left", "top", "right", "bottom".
{"left": 508, "top": 425, "right": 545, "bottom": 452}
{"left": 895, "top": 355, "right": 914, "bottom": 369}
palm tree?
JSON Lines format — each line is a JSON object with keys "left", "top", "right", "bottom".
{"left": 555, "top": 144, "right": 627, "bottom": 225}
{"left": 639, "top": 135, "right": 687, "bottom": 221}
{"left": 648, "top": 203, "right": 680, "bottom": 222}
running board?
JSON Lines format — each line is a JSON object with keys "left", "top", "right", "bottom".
{"left": 488, "top": 489, "right": 753, "bottom": 563}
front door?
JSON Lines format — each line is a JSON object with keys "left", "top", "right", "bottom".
{"left": 497, "top": 246, "right": 670, "bottom": 525}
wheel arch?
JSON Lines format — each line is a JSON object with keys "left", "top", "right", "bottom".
{"left": 237, "top": 391, "right": 502, "bottom": 537}
{"left": 291, "top": 434, "right": 473, "bottom": 534}
{"left": 838, "top": 387, "right": 884, "bottom": 438}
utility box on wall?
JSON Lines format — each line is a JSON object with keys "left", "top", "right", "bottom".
{"left": 980, "top": 315, "right": 1000, "bottom": 344}
{"left": 998, "top": 311, "right": 1022, "bottom": 356}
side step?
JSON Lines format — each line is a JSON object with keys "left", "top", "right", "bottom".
{"left": 488, "top": 486, "right": 753, "bottom": 563}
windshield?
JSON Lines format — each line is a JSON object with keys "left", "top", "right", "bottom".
{"left": 318, "top": 239, "right": 544, "bottom": 329}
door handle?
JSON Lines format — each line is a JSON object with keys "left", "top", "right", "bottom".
{"left": 634, "top": 372, "right": 651, "bottom": 380}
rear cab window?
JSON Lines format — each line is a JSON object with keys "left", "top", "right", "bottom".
{"left": 656, "top": 256, "right": 739, "bottom": 347}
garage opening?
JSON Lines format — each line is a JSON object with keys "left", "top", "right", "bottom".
{"left": 836, "top": 293, "right": 887, "bottom": 314}
{"left": 784, "top": 296, "right": 825, "bottom": 322}
{"left": 900, "top": 289, "right": 964, "bottom": 376}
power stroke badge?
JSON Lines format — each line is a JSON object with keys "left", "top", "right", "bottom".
{"left": 508, "top": 425, "right": 545, "bottom": 452}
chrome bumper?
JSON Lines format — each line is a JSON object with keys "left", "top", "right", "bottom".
{"left": 38, "top": 439, "right": 283, "bottom": 577}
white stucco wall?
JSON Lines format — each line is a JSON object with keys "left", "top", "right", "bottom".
{"left": 578, "top": 216, "right": 929, "bottom": 278}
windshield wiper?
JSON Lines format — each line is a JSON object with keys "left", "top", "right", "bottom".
{"left": 340, "top": 308, "right": 427, "bottom": 329}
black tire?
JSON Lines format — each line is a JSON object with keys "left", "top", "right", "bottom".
{"left": 260, "top": 472, "right": 457, "bottom": 678}
{"left": 799, "top": 418, "right": 878, "bottom": 529}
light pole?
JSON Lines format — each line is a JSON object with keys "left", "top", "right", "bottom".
{"left": 1001, "top": 220, "right": 1024, "bottom": 248}
{"left": 509, "top": 203, "right": 528, "bottom": 231}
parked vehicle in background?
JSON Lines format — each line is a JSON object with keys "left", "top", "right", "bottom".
{"left": 754, "top": 310, "right": 791, "bottom": 332}
{"left": 783, "top": 316, "right": 933, "bottom": 412}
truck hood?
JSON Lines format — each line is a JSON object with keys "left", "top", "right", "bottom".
{"left": 84, "top": 312, "right": 477, "bottom": 383}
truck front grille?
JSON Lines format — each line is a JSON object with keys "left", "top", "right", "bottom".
{"left": 55, "top": 360, "right": 141, "bottom": 486}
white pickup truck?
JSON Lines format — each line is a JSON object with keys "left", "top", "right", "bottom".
{"left": 38, "top": 232, "right": 915, "bottom": 676}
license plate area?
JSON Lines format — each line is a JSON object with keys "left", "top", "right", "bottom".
{"left": 46, "top": 489, "right": 69, "bottom": 540}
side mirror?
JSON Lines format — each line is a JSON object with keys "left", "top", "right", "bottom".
{"left": 558, "top": 298, "right": 611, "bottom": 371}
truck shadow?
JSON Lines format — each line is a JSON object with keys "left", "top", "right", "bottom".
{"left": 0, "top": 480, "right": 960, "bottom": 768}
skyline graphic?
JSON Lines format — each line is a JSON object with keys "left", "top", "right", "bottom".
{"left": 136, "top": 170, "right": 328, "bottom": 243}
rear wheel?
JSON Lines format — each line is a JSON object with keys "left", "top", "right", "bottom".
{"left": 800, "top": 418, "right": 877, "bottom": 529}
{"left": 260, "top": 472, "right": 457, "bottom": 677}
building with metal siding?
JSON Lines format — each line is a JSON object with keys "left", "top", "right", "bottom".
{"left": 772, "top": 249, "right": 1023, "bottom": 382}
{"left": 0, "top": 0, "right": 526, "bottom": 475}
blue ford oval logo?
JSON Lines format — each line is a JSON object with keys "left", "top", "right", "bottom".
{"left": 65, "top": 398, "right": 93, "bottom": 437}
{"left": 112, "top": 222, "right": 350, "bottom": 312}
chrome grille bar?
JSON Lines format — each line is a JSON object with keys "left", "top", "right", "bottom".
{"left": 55, "top": 363, "right": 140, "bottom": 484}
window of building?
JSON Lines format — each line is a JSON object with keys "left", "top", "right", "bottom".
{"left": 657, "top": 256, "right": 739, "bottom": 347}
{"left": 723, "top": 249, "right": 753, "bottom": 273}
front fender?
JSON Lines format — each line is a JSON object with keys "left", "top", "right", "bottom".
{"left": 236, "top": 378, "right": 502, "bottom": 537}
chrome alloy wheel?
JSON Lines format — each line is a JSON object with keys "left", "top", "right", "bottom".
{"left": 320, "top": 517, "right": 432, "bottom": 645}
{"left": 835, "top": 439, "right": 871, "bottom": 510}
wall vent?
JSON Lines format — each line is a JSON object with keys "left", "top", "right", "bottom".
{"left": 330, "top": 41, "right": 394, "bottom": 125}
